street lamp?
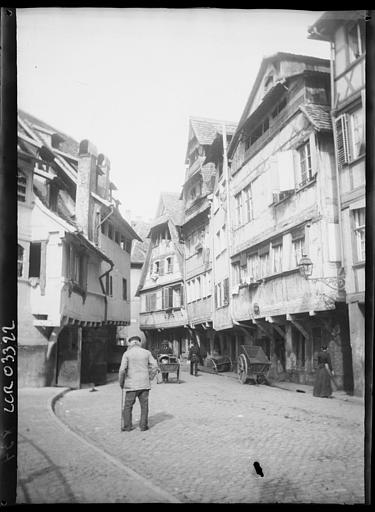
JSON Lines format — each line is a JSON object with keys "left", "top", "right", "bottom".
{"left": 298, "top": 254, "right": 345, "bottom": 292}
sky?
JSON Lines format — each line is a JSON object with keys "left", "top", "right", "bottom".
{"left": 17, "top": 8, "right": 330, "bottom": 222}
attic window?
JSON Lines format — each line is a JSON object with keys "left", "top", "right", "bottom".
{"left": 271, "top": 97, "right": 287, "bottom": 119}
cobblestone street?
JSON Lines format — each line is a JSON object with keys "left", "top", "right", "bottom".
{"left": 46, "top": 368, "right": 365, "bottom": 504}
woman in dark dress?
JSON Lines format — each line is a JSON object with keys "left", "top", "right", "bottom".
{"left": 313, "top": 345, "right": 334, "bottom": 398}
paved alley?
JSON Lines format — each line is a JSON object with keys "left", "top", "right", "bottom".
{"left": 45, "top": 370, "right": 366, "bottom": 504}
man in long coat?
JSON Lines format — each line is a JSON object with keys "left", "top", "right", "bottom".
{"left": 119, "top": 336, "right": 158, "bottom": 431}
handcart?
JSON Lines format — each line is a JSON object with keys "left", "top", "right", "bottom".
{"left": 157, "top": 354, "right": 180, "bottom": 383}
{"left": 205, "top": 355, "right": 232, "bottom": 373}
{"left": 237, "top": 345, "right": 271, "bottom": 385}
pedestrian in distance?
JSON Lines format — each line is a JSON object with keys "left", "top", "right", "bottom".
{"left": 313, "top": 344, "right": 334, "bottom": 398}
{"left": 188, "top": 340, "right": 202, "bottom": 377}
{"left": 157, "top": 340, "right": 174, "bottom": 383}
{"left": 119, "top": 336, "right": 158, "bottom": 431}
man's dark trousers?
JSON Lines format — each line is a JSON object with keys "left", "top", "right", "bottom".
{"left": 123, "top": 389, "right": 149, "bottom": 430}
{"left": 190, "top": 361, "right": 198, "bottom": 376}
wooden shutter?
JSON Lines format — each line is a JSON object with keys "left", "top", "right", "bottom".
{"left": 335, "top": 115, "right": 351, "bottom": 167}
{"left": 223, "top": 278, "right": 229, "bottom": 306}
{"left": 277, "top": 150, "right": 295, "bottom": 191}
{"left": 40, "top": 241, "right": 47, "bottom": 296}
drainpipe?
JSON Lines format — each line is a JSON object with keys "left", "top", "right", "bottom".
{"left": 329, "top": 40, "right": 345, "bottom": 269}
{"left": 99, "top": 260, "right": 114, "bottom": 323}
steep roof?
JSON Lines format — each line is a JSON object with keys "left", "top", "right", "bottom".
{"left": 308, "top": 10, "right": 366, "bottom": 41}
{"left": 228, "top": 52, "right": 330, "bottom": 156}
{"left": 18, "top": 109, "right": 80, "bottom": 158}
{"left": 130, "top": 219, "right": 151, "bottom": 264}
{"left": 156, "top": 192, "right": 185, "bottom": 227}
{"left": 189, "top": 116, "right": 238, "bottom": 146}
{"left": 299, "top": 104, "right": 332, "bottom": 132}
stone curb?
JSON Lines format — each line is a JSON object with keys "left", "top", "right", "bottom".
{"left": 47, "top": 387, "right": 181, "bottom": 503}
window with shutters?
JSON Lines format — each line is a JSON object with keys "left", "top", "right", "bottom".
{"left": 18, "top": 244, "right": 24, "bottom": 277}
{"left": 297, "top": 141, "right": 313, "bottom": 187}
{"left": 18, "top": 170, "right": 27, "bottom": 202}
{"left": 335, "top": 115, "right": 351, "bottom": 166}
{"left": 145, "top": 292, "right": 157, "bottom": 312}
{"left": 162, "top": 287, "right": 173, "bottom": 309}
{"left": 336, "top": 108, "right": 365, "bottom": 166}
{"left": 349, "top": 107, "right": 365, "bottom": 160}
{"left": 353, "top": 208, "right": 365, "bottom": 262}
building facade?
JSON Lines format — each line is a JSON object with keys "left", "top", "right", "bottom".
{"left": 137, "top": 193, "right": 189, "bottom": 358}
{"left": 308, "top": 10, "right": 366, "bottom": 396}
{"left": 17, "top": 111, "right": 141, "bottom": 388}
{"left": 181, "top": 117, "right": 237, "bottom": 360}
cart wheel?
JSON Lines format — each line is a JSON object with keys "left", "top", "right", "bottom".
{"left": 237, "top": 354, "right": 248, "bottom": 384}
{"left": 212, "top": 360, "right": 218, "bottom": 373}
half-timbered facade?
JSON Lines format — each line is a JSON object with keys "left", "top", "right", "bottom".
{"left": 308, "top": 11, "right": 366, "bottom": 395}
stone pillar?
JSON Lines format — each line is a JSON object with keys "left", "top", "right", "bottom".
{"left": 348, "top": 302, "right": 365, "bottom": 396}
{"left": 285, "top": 324, "right": 293, "bottom": 371}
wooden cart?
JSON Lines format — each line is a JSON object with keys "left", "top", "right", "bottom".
{"left": 206, "top": 355, "right": 232, "bottom": 373}
{"left": 237, "top": 345, "right": 271, "bottom": 385}
{"left": 157, "top": 354, "right": 180, "bottom": 383}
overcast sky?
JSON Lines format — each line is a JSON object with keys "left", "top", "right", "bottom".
{"left": 17, "top": 8, "right": 330, "bottom": 222}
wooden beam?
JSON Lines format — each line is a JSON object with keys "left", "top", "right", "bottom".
{"left": 287, "top": 314, "right": 309, "bottom": 340}
{"left": 267, "top": 322, "right": 286, "bottom": 340}
{"left": 254, "top": 320, "right": 273, "bottom": 340}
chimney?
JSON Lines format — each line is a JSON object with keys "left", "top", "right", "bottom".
{"left": 76, "top": 139, "right": 98, "bottom": 240}
{"left": 97, "top": 153, "right": 111, "bottom": 200}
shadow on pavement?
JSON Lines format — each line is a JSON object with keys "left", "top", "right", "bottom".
{"left": 148, "top": 412, "right": 174, "bottom": 427}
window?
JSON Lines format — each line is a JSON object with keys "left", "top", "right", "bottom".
{"left": 349, "top": 108, "right": 365, "bottom": 160}
{"left": 107, "top": 223, "right": 114, "bottom": 240}
{"left": 29, "top": 242, "right": 41, "bottom": 278}
{"left": 247, "top": 253, "right": 259, "bottom": 281}
{"left": 166, "top": 256, "right": 174, "bottom": 273}
{"left": 297, "top": 141, "right": 313, "bottom": 186}
{"left": 151, "top": 260, "right": 160, "bottom": 275}
{"left": 235, "top": 193, "right": 242, "bottom": 227}
{"left": 18, "top": 244, "right": 24, "bottom": 277}
{"left": 162, "top": 287, "right": 173, "bottom": 309}
{"left": 223, "top": 277, "right": 229, "bottom": 306}
{"left": 125, "top": 239, "right": 132, "bottom": 253}
{"left": 105, "top": 274, "right": 113, "bottom": 296}
{"left": 335, "top": 109, "right": 365, "bottom": 166}
{"left": 122, "top": 278, "right": 127, "bottom": 300}
{"left": 292, "top": 237, "right": 305, "bottom": 267}
{"left": 259, "top": 250, "right": 269, "bottom": 278}
{"left": 244, "top": 185, "right": 254, "bottom": 223}
{"left": 145, "top": 293, "right": 157, "bottom": 312}
{"left": 245, "top": 118, "right": 270, "bottom": 150}
{"left": 101, "top": 221, "right": 107, "bottom": 235}
{"left": 215, "top": 282, "right": 222, "bottom": 308}
{"left": 17, "top": 170, "right": 27, "bottom": 202}
{"left": 115, "top": 231, "right": 120, "bottom": 244}
{"left": 353, "top": 208, "right": 365, "bottom": 261}
{"left": 233, "top": 262, "right": 240, "bottom": 285}
{"left": 348, "top": 22, "right": 365, "bottom": 63}
{"left": 272, "top": 243, "right": 283, "bottom": 273}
